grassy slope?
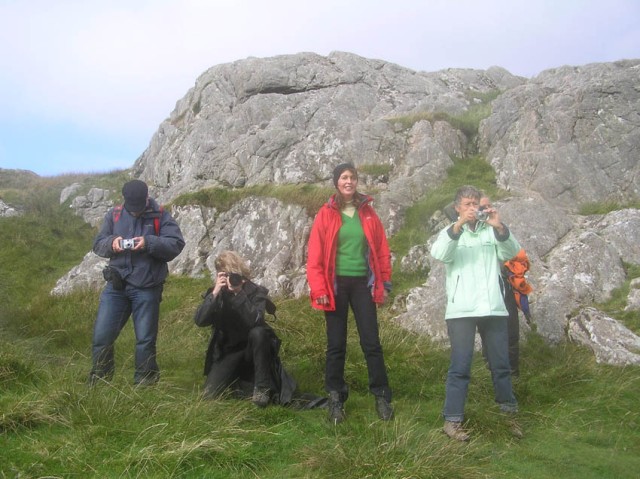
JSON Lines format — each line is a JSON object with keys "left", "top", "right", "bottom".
{"left": 1, "top": 175, "right": 639, "bottom": 478}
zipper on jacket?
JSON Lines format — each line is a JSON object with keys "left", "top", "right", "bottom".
{"left": 452, "top": 275, "right": 460, "bottom": 303}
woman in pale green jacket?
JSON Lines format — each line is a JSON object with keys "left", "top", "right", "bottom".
{"left": 430, "top": 185, "right": 521, "bottom": 441}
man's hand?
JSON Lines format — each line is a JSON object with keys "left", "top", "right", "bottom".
{"left": 112, "top": 236, "right": 124, "bottom": 252}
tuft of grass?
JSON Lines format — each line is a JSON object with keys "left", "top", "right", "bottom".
{"left": 579, "top": 200, "right": 640, "bottom": 215}
{"left": 592, "top": 262, "right": 640, "bottom": 335}
{"left": 358, "top": 163, "right": 393, "bottom": 177}
{"left": 387, "top": 90, "right": 499, "bottom": 147}
{"left": 170, "top": 183, "right": 334, "bottom": 215}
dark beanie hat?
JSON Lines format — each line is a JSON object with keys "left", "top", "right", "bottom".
{"left": 332, "top": 162, "right": 357, "bottom": 187}
{"left": 122, "top": 179, "right": 148, "bottom": 213}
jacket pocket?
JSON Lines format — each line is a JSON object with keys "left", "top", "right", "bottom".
{"left": 451, "top": 275, "right": 460, "bottom": 303}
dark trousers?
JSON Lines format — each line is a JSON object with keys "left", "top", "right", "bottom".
{"left": 481, "top": 282, "right": 520, "bottom": 375}
{"left": 504, "top": 285, "right": 520, "bottom": 375}
{"left": 324, "top": 276, "right": 391, "bottom": 402}
{"left": 204, "top": 326, "right": 274, "bottom": 398}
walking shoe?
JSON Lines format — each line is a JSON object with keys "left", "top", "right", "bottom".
{"left": 443, "top": 420, "right": 470, "bottom": 441}
{"left": 375, "top": 396, "right": 394, "bottom": 421}
{"left": 252, "top": 387, "right": 270, "bottom": 408}
{"left": 327, "top": 391, "right": 346, "bottom": 425}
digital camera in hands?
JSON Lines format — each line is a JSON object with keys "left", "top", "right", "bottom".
{"left": 475, "top": 206, "right": 489, "bottom": 222}
{"left": 119, "top": 238, "right": 137, "bottom": 250}
{"left": 225, "top": 272, "right": 244, "bottom": 288}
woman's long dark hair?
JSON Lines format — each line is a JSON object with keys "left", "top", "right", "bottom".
{"left": 335, "top": 190, "right": 365, "bottom": 209}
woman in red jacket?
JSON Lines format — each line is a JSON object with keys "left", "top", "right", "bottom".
{"left": 306, "top": 163, "right": 393, "bottom": 424}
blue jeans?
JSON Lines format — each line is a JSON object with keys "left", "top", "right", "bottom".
{"left": 324, "top": 276, "right": 392, "bottom": 402}
{"left": 443, "top": 316, "right": 517, "bottom": 422}
{"left": 91, "top": 282, "right": 163, "bottom": 383}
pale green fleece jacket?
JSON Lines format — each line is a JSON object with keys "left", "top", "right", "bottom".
{"left": 430, "top": 221, "right": 521, "bottom": 320}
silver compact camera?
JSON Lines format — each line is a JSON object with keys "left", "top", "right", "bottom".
{"left": 475, "top": 207, "right": 489, "bottom": 222}
{"left": 120, "top": 238, "right": 136, "bottom": 250}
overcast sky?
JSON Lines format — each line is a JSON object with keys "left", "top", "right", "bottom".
{"left": 1, "top": 0, "right": 638, "bottom": 177}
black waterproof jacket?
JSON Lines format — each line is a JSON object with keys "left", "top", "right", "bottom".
{"left": 93, "top": 198, "right": 185, "bottom": 288}
{"left": 194, "top": 281, "right": 297, "bottom": 404}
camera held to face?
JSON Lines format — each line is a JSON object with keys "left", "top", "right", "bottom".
{"left": 475, "top": 206, "right": 489, "bottom": 222}
{"left": 120, "top": 238, "right": 136, "bottom": 250}
{"left": 225, "top": 272, "right": 244, "bottom": 288}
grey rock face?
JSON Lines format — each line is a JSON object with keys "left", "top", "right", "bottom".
{"left": 533, "top": 222, "right": 626, "bottom": 342}
{"left": 479, "top": 60, "right": 640, "bottom": 209}
{"left": 568, "top": 307, "right": 640, "bottom": 365}
{"left": 70, "top": 188, "right": 113, "bottom": 227}
{"left": 60, "top": 183, "right": 82, "bottom": 204}
{"left": 203, "top": 197, "right": 312, "bottom": 296}
{"left": 51, "top": 251, "right": 107, "bottom": 296}
{"left": 168, "top": 205, "right": 217, "bottom": 277}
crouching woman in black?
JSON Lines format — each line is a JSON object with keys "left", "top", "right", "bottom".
{"left": 194, "top": 250, "right": 294, "bottom": 407}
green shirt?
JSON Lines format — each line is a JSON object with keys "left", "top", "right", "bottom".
{"left": 336, "top": 211, "right": 368, "bottom": 276}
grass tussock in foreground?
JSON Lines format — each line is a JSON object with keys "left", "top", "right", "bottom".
{"left": 1, "top": 175, "right": 639, "bottom": 478}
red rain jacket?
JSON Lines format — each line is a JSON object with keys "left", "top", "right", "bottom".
{"left": 306, "top": 194, "right": 392, "bottom": 311}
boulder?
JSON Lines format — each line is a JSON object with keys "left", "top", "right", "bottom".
{"left": 568, "top": 307, "right": 640, "bottom": 365}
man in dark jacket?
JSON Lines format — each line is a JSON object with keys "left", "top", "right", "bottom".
{"left": 194, "top": 251, "right": 295, "bottom": 407}
{"left": 89, "top": 179, "right": 185, "bottom": 386}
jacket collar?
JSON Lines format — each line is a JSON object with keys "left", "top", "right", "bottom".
{"left": 326, "top": 193, "right": 373, "bottom": 211}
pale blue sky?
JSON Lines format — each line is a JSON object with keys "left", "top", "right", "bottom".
{"left": 1, "top": 0, "right": 638, "bottom": 176}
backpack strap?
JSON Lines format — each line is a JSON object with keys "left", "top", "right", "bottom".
{"left": 113, "top": 204, "right": 163, "bottom": 236}
{"left": 152, "top": 206, "right": 164, "bottom": 235}
{"left": 113, "top": 204, "right": 123, "bottom": 223}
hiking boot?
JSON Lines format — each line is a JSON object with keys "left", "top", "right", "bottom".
{"left": 375, "top": 396, "right": 394, "bottom": 421}
{"left": 252, "top": 387, "right": 270, "bottom": 408}
{"left": 443, "top": 420, "right": 470, "bottom": 441}
{"left": 328, "top": 391, "right": 345, "bottom": 425}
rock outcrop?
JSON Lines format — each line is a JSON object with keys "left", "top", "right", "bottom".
{"left": 0, "top": 199, "right": 19, "bottom": 217}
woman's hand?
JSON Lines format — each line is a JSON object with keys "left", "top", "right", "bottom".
{"left": 212, "top": 272, "right": 228, "bottom": 297}
{"left": 315, "top": 295, "right": 329, "bottom": 306}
